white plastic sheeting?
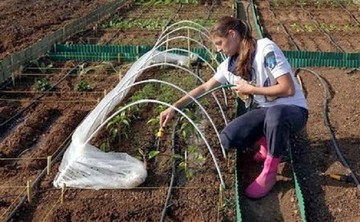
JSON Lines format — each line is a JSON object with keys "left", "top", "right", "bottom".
{"left": 53, "top": 49, "right": 195, "bottom": 189}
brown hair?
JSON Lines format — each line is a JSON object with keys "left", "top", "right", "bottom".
{"left": 210, "top": 16, "right": 257, "bottom": 80}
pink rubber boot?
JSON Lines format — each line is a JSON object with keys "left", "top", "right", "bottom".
{"left": 245, "top": 155, "right": 281, "bottom": 199}
{"left": 253, "top": 136, "right": 267, "bottom": 163}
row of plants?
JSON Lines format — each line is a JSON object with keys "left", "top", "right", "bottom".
{"left": 102, "top": 18, "right": 168, "bottom": 30}
{"left": 33, "top": 62, "right": 121, "bottom": 92}
{"left": 134, "top": 0, "right": 200, "bottom": 5}
{"left": 289, "top": 22, "right": 357, "bottom": 33}
{"left": 270, "top": 0, "right": 355, "bottom": 8}
{"left": 34, "top": 77, "right": 93, "bottom": 92}
{"left": 101, "top": 17, "right": 216, "bottom": 30}
{"left": 92, "top": 66, "right": 212, "bottom": 180}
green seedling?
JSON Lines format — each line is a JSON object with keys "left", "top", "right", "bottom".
{"left": 147, "top": 116, "right": 160, "bottom": 127}
{"left": 35, "top": 78, "right": 52, "bottom": 91}
{"left": 99, "top": 139, "right": 111, "bottom": 152}
{"left": 131, "top": 84, "right": 157, "bottom": 110}
{"left": 290, "top": 23, "right": 304, "bottom": 33}
{"left": 135, "top": 0, "right": 198, "bottom": 5}
{"left": 78, "top": 62, "right": 117, "bottom": 76}
{"left": 297, "top": 0, "right": 307, "bottom": 7}
{"left": 172, "top": 152, "right": 190, "bottom": 177}
{"left": 304, "top": 24, "right": 315, "bottom": 33}
{"left": 102, "top": 18, "right": 167, "bottom": 30}
{"left": 178, "top": 152, "right": 194, "bottom": 179}
{"left": 178, "top": 106, "right": 199, "bottom": 139}
{"left": 147, "top": 116, "right": 167, "bottom": 139}
{"left": 75, "top": 80, "right": 93, "bottom": 91}
{"left": 271, "top": 0, "right": 280, "bottom": 7}
{"left": 342, "top": 24, "right": 352, "bottom": 32}
{"left": 27, "top": 59, "right": 53, "bottom": 74}
{"left": 154, "top": 105, "right": 167, "bottom": 115}
{"left": 106, "top": 109, "right": 131, "bottom": 141}
{"left": 319, "top": 22, "right": 337, "bottom": 33}
{"left": 270, "top": 0, "right": 292, "bottom": 7}
{"left": 136, "top": 148, "right": 160, "bottom": 168}
{"left": 315, "top": 0, "right": 326, "bottom": 8}
{"left": 177, "top": 144, "right": 206, "bottom": 179}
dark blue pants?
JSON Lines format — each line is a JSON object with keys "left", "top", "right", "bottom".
{"left": 220, "top": 104, "right": 308, "bottom": 157}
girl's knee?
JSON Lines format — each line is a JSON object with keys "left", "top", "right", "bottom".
{"left": 265, "top": 106, "right": 289, "bottom": 128}
{"left": 220, "top": 131, "right": 232, "bottom": 150}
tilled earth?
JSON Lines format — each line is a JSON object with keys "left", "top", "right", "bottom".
{"left": 0, "top": 0, "right": 112, "bottom": 60}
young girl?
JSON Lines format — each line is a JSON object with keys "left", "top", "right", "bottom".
{"left": 160, "top": 16, "right": 308, "bottom": 199}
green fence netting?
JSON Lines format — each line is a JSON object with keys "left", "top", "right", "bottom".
{"left": 48, "top": 44, "right": 360, "bottom": 69}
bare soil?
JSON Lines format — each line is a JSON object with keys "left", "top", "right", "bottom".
{"left": 1, "top": 0, "right": 360, "bottom": 221}
{"left": 0, "top": 0, "right": 113, "bottom": 60}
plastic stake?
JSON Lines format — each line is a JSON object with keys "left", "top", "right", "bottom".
{"left": 27, "top": 180, "right": 32, "bottom": 203}
{"left": 47, "top": 156, "right": 52, "bottom": 175}
{"left": 61, "top": 183, "right": 66, "bottom": 204}
{"left": 219, "top": 183, "right": 224, "bottom": 209}
{"left": 187, "top": 28, "right": 191, "bottom": 58}
{"left": 118, "top": 72, "right": 122, "bottom": 81}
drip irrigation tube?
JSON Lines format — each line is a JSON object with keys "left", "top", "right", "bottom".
{"left": 159, "top": 121, "right": 177, "bottom": 222}
{"left": 299, "top": 6, "right": 344, "bottom": 52}
{"left": 205, "top": 1, "right": 216, "bottom": 21}
{"left": 182, "top": 84, "right": 234, "bottom": 110}
{"left": 158, "top": 116, "right": 211, "bottom": 221}
{"left": 266, "top": 1, "right": 299, "bottom": 51}
{"left": 163, "top": 2, "right": 183, "bottom": 28}
{"left": 297, "top": 68, "right": 360, "bottom": 193}
{"left": 0, "top": 63, "right": 82, "bottom": 132}
{"left": 336, "top": 0, "right": 360, "bottom": 26}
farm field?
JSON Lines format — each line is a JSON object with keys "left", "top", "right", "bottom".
{"left": 1, "top": 0, "right": 360, "bottom": 221}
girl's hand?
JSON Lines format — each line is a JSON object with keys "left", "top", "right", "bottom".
{"left": 232, "top": 79, "right": 254, "bottom": 95}
{"left": 159, "top": 108, "right": 175, "bottom": 128}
